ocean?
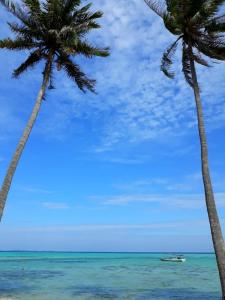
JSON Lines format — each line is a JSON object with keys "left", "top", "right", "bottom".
{"left": 0, "top": 252, "right": 221, "bottom": 299}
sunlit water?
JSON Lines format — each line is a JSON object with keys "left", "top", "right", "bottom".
{"left": 0, "top": 252, "right": 221, "bottom": 299}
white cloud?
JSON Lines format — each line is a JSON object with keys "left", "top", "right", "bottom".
{"left": 1, "top": 0, "right": 225, "bottom": 151}
{"left": 54, "top": 0, "right": 225, "bottom": 151}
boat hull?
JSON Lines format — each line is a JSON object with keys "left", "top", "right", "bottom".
{"left": 160, "top": 258, "right": 186, "bottom": 262}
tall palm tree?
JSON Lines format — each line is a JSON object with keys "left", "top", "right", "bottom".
{"left": 0, "top": 0, "right": 109, "bottom": 221}
{"left": 144, "top": 0, "right": 225, "bottom": 297}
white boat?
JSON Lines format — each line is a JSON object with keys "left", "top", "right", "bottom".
{"left": 160, "top": 255, "right": 186, "bottom": 262}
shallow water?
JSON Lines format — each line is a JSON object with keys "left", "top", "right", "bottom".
{"left": 0, "top": 252, "right": 221, "bottom": 299}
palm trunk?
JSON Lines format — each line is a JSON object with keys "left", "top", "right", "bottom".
{"left": 188, "top": 42, "right": 225, "bottom": 299}
{"left": 0, "top": 60, "right": 52, "bottom": 221}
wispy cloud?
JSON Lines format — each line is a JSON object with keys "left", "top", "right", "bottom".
{"left": 13, "top": 218, "right": 215, "bottom": 233}
{"left": 1, "top": 0, "right": 225, "bottom": 151}
{"left": 42, "top": 202, "right": 69, "bottom": 210}
{"left": 84, "top": 0, "right": 225, "bottom": 151}
{"left": 114, "top": 178, "right": 169, "bottom": 191}
{"left": 99, "top": 155, "right": 149, "bottom": 165}
{"left": 91, "top": 192, "right": 225, "bottom": 210}
{"left": 113, "top": 173, "right": 203, "bottom": 193}
{"left": 18, "top": 186, "right": 53, "bottom": 194}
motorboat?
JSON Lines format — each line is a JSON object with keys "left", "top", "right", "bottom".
{"left": 160, "top": 255, "right": 186, "bottom": 262}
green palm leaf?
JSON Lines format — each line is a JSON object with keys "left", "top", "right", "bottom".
{"left": 56, "top": 52, "right": 95, "bottom": 92}
{"left": 161, "top": 38, "right": 181, "bottom": 78}
{"left": 144, "top": 0, "right": 225, "bottom": 87}
{"left": 13, "top": 50, "right": 43, "bottom": 77}
{"left": 0, "top": 0, "right": 109, "bottom": 92}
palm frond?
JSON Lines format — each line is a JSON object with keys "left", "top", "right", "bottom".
{"left": 73, "top": 3, "right": 102, "bottom": 22}
{"left": 161, "top": 37, "right": 181, "bottom": 78}
{"left": 149, "top": 0, "right": 225, "bottom": 90}
{"left": 77, "top": 3, "right": 92, "bottom": 14}
{"left": 0, "top": 0, "right": 109, "bottom": 93}
{"left": 22, "top": 0, "right": 41, "bottom": 14}
{"left": 206, "top": 15, "right": 225, "bottom": 32}
{"left": 8, "top": 22, "right": 41, "bottom": 40}
{"left": 191, "top": 0, "right": 225, "bottom": 25}
{"left": 63, "top": 0, "right": 80, "bottom": 16}
{"left": 195, "top": 37, "right": 225, "bottom": 60}
{"left": 72, "top": 6, "right": 103, "bottom": 32}
{"left": 166, "top": 0, "right": 184, "bottom": 15}
{"left": 163, "top": 13, "right": 182, "bottom": 35}
{"left": 68, "top": 41, "right": 109, "bottom": 58}
{"left": 0, "top": 0, "right": 36, "bottom": 28}
{"left": 56, "top": 53, "right": 96, "bottom": 92}
{"left": 0, "top": 0, "right": 15, "bottom": 12}
{"left": 13, "top": 50, "right": 42, "bottom": 77}
{"left": 193, "top": 50, "right": 211, "bottom": 67}
{"left": 144, "top": 0, "right": 165, "bottom": 18}
{"left": 205, "top": 0, "right": 225, "bottom": 16}
{"left": 0, "top": 37, "right": 38, "bottom": 50}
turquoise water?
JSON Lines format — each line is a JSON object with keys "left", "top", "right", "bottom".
{"left": 0, "top": 252, "right": 221, "bottom": 299}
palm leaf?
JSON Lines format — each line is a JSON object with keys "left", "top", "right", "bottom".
{"left": 68, "top": 41, "right": 109, "bottom": 58}
{"left": 144, "top": 0, "right": 165, "bottom": 18}
{"left": 13, "top": 50, "right": 43, "bottom": 77}
{"left": 8, "top": 22, "right": 41, "bottom": 40}
{"left": 0, "top": 0, "right": 109, "bottom": 90}
{"left": 0, "top": 0, "right": 36, "bottom": 28}
{"left": 0, "top": 0, "right": 15, "bottom": 12}
{"left": 22, "top": 0, "right": 41, "bottom": 14}
{"left": 206, "top": 15, "right": 225, "bottom": 32}
{"left": 193, "top": 50, "right": 211, "bottom": 67}
{"left": 56, "top": 53, "right": 96, "bottom": 92}
{"left": 0, "top": 37, "right": 38, "bottom": 50}
{"left": 161, "top": 37, "right": 181, "bottom": 78}
{"left": 191, "top": 0, "right": 225, "bottom": 25}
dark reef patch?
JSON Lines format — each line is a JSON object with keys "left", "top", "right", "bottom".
{"left": 137, "top": 288, "right": 220, "bottom": 300}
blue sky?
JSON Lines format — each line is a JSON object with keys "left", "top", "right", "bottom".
{"left": 0, "top": 0, "right": 225, "bottom": 252}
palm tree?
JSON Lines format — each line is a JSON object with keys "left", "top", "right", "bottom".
{"left": 144, "top": 0, "right": 225, "bottom": 297}
{"left": 0, "top": 0, "right": 109, "bottom": 221}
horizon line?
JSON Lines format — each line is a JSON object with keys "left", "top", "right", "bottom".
{"left": 0, "top": 250, "right": 215, "bottom": 254}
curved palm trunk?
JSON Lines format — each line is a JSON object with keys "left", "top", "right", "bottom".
{"left": 188, "top": 43, "right": 225, "bottom": 299}
{"left": 0, "top": 61, "right": 52, "bottom": 221}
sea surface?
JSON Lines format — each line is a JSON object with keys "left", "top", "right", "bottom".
{"left": 0, "top": 252, "right": 221, "bottom": 299}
